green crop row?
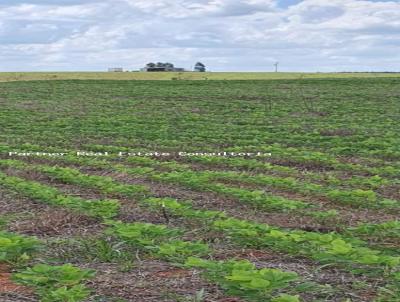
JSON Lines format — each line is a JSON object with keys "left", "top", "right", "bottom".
{"left": 88, "top": 143, "right": 400, "bottom": 189}
{"left": 2, "top": 143, "right": 398, "bottom": 207}
{"left": 151, "top": 170, "right": 310, "bottom": 211}
{"left": 0, "top": 159, "right": 148, "bottom": 198}
{"left": 349, "top": 221, "right": 400, "bottom": 239}
{"left": 0, "top": 170, "right": 120, "bottom": 219}
{"left": 40, "top": 166, "right": 148, "bottom": 197}
{"left": 34, "top": 150, "right": 386, "bottom": 209}
{"left": 154, "top": 170, "right": 395, "bottom": 208}
{"left": 13, "top": 264, "right": 95, "bottom": 302}
{"left": 0, "top": 230, "right": 40, "bottom": 265}
{"left": 2, "top": 157, "right": 398, "bottom": 209}
{"left": 0, "top": 158, "right": 311, "bottom": 212}
{"left": 122, "top": 156, "right": 398, "bottom": 208}
{"left": 142, "top": 197, "right": 400, "bottom": 272}
{"left": 3, "top": 142, "right": 398, "bottom": 195}
{"left": 85, "top": 142, "right": 400, "bottom": 178}
{"left": 85, "top": 143, "right": 400, "bottom": 184}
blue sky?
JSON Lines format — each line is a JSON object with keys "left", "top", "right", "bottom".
{"left": 0, "top": 0, "right": 399, "bottom": 72}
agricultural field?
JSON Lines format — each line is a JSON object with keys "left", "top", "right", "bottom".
{"left": 1, "top": 72, "right": 400, "bottom": 82}
{"left": 0, "top": 75, "right": 399, "bottom": 302}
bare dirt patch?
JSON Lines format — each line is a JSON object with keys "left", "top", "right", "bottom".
{"left": 0, "top": 264, "right": 35, "bottom": 301}
{"left": 84, "top": 261, "right": 226, "bottom": 302}
{"left": 0, "top": 190, "right": 48, "bottom": 217}
{"left": 377, "top": 184, "right": 400, "bottom": 201}
{"left": 8, "top": 208, "right": 101, "bottom": 237}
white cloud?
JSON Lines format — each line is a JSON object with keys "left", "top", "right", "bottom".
{"left": 0, "top": 3, "right": 104, "bottom": 21}
{"left": 0, "top": 0, "right": 399, "bottom": 71}
{"left": 122, "top": 0, "right": 276, "bottom": 17}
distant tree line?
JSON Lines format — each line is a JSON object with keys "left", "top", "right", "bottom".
{"left": 146, "top": 62, "right": 175, "bottom": 68}
{"left": 194, "top": 62, "right": 206, "bottom": 72}
{"left": 144, "top": 62, "right": 206, "bottom": 72}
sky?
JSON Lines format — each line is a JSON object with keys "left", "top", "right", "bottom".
{"left": 0, "top": 0, "right": 399, "bottom": 72}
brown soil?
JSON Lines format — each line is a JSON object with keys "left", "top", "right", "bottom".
{"left": 0, "top": 264, "right": 34, "bottom": 299}
{"left": 8, "top": 208, "right": 102, "bottom": 237}
{"left": 84, "top": 261, "right": 227, "bottom": 302}
{"left": 0, "top": 190, "right": 49, "bottom": 217}
{"left": 377, "top": 184, "right": 400, "bottom": 201}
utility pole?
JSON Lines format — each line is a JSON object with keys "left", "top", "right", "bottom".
{"left": 274, "top": 62, "right": 279, "bottom": 72}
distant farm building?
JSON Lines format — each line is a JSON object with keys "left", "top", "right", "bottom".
{"left": 141, "top": 62, "right": 185, "bottom": 72}
{"left": 108, "top": 68, "right": 123, "bottom": 72}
